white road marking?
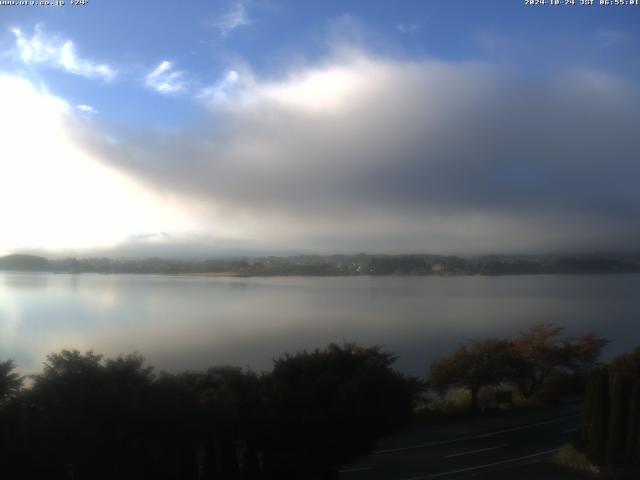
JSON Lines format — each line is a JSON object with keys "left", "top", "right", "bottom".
{"left": 444, "top": 444, "right": 507, "bottom": 458}
{"left": 471, "top": 458, "right": 543, "bottom": 476}
{"left": 400, "top": 448, "right": 560, "bottom": 480}
{"left": 375, "top": 414, "right": 577, "bottom": 454}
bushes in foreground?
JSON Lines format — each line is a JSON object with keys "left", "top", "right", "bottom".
{"left": 0, "top": 344, "right": 421, "bottom": 480}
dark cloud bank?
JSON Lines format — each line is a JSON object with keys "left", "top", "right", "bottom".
{"left": 80, "top": 53, "right": 640, "bottom": 255}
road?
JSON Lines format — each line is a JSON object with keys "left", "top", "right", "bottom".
{"left": 339, "top": 407, "right": 588, "bottom": 479}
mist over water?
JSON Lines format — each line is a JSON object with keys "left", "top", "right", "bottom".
{"left": 1, "top": 272, "right": 639, "bottom": 377}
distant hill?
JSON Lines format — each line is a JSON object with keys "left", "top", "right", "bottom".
{"left": 0, "top": 254, "right": 49, "bottom": 271}
{"left": 1, "top": 253, "right": 639, "bottom": 276}
{"left": 554, "top": 257, "right": 640, "bottom": 274}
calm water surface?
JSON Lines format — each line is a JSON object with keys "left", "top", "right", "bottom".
{"left": 1, "top": 273, "right": 639, "bottom": 376}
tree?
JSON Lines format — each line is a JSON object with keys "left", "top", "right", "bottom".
{"left": 0, "top": 359, "right": 23, "bottom": 406}
{"left": 0, "top": 360, "right": 25, "bottom": 479}
{"left": 26, "top": 350, "right": 156, "bottom": 480}
{"left": 510, "top": 324, "right": 608, "bottom": 399}
{"left": 264, "top": 343, "right": 422, "bottom": 479}
{"left": 612, "top": 346, "right": 640, "bottom": 378}
{"left": 428, "top": 339, "right": 516, "bottom": 413}
{"left": 583, "top": 366, "right": 610, "bottom": 465}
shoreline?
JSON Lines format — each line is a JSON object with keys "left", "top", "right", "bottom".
{"left": 2, "top": 270, "right": 640, "bottom": 278}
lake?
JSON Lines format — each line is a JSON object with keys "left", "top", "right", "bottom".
{"left": 1, "top": 272, "right": 639, "bottom": 377}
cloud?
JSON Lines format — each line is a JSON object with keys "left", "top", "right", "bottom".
{"left": 397, "top": 23, "right": 419, "bottom": 35}
{"left": 77, "top": 104, "right": 98, "bottom": 114}
{"left": 197, "top": 69, "right": 241, "bottom": 104}
{"left": 598, "top": 29, "right": 627, "bottom": 47}
{"left": 145, "top": 60, "right": 187, "bottom": 94}
{"left": 212, "top": 2, "right": 251, "bottom": 37}
{"left": 10, "top": 26, "right": 116, "bottom": 81}
{"left": 78, "top": 51, "right": 640, "bottom": 254}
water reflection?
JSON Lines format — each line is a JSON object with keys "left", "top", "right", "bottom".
{"left": 1, "top": 272, "right": 639, "bottom": 376}
{"left": 2, "top": 271, "right": 49, "bottom": 290}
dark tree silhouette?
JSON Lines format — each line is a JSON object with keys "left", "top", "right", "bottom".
{"left": 510, "top": 324, "right": 608, "bottom": 399}
{"left": 263, "top": 343, "right": 423, "bottom": 479}
{"left": 428, "top": 325, "right": 609, "bottom": 412}
{"left": 22, "top": 351, "right": 155, "bottom": 479}
{"left": 0, "top": 359, "right": 23, "bottom": 405}
{"left": 0, "top": 359, "right": 25, "bottom": 479}
{"left": 428, "top": 339, "right": 516, "bottom": 413}
{"left": 2, "top": 344, "right": 420, "bottom": 480}
{"left": 612, "top": 346, "right": 640, "bottom": 378}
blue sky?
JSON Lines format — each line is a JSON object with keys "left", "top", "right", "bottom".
{"left": 1, "top": 1, "right": 638, "bottom": 126}
{"left": 0, "top": 1, "right": 639, "bottom": 255}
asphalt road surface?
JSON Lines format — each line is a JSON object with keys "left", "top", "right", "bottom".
{"left": 339, "top": 407, "right": 587, "bottom": 480}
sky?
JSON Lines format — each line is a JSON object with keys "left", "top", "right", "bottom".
{"left": 0, "top": 0, "right": 639, "bottom": 257}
